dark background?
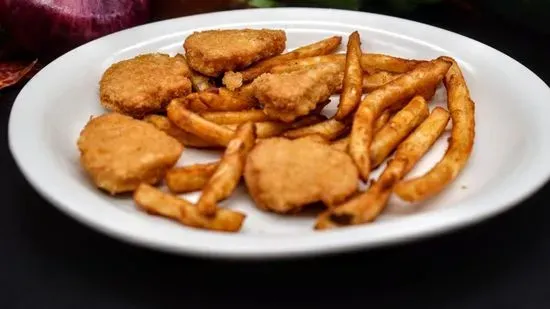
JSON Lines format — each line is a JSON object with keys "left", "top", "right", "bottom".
{"left": 2, "top": 3, "right": 550, "bottom": 309}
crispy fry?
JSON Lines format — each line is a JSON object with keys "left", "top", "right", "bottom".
{"left": 315, "top": 107, "right": 450, "bottom": 229}
{"left": 197, "top": 122, "right": 256, "bottom": 215}
{"left": 269, "top": 54, "right": 344, "bottom": 74}
{"left": 349, "top": 58, "right": 452, "bottom": 180}
{"left": 134, "top": 183, "right": 245, "bottom": 232}
{"left": 370, "top": 96, "right": 429, "bottom": 168}
{"left": 335, "top": 31, "right": 363, "bottom": 120}
{"left": 394, "top": 59, "right": 475, "bottom": 202}
{"left": 226, "top": 114, "right": 327, "bottom": 139}
{"left": 166, "top": 101, "right": 235, "bottom": 147}
{"left": 177, "top": 87, "right": 257, "bottom": 112}
{"left": 374, "top": 110, "right": 391, "bottom": 133}
{"left": 283, "top": 118, "right": 348, "bottom": 141}
{"left": 240, "top": 36, "right": 342, "bottom": 82}
{"left": 362, "top": 71, "right": 402, "bottom": 92}
{"left": 143, "top": 115, "right": 219, "bottom": 148}
{"left": 200, "top": 109, "right": 269, "bottom": 125}
{"left": 165, "top": 162, "right": 219, "bottom": 194}
{"left": 190, "top": 73, "right": 215, "bottom": 92}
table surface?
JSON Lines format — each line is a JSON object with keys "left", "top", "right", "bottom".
{"left": 2, "top": 5, "right": 550, "bottom": 309}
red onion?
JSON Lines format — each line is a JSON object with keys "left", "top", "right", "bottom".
{"left": 0, "top": 0, "right": 150, "bottom": 61}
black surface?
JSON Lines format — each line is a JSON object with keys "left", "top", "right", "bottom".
{"left": 2, "top": 5, "right": 550, "bottom": 309}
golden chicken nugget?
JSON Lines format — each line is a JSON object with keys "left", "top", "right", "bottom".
{"left": 370, "top": 96, "right": 429, "bottom": 168}
{"left": 100, "top": 53, "right": 192, "bottom": 118}
{"left": 165, "top": 162, "right": 219, "bottom": 194}
{"left": 134, "top": 184, "right": 245, "bottom": 233}
{"left": 335, "top": 31, "right": 364, "bottom": 120}
{"left": 77, "top": 113, "right": 183, "bottom": 194}
{"left": 349, "top": 58, "right": 452, "bottom": 180}
{"left": 184, "top": 29, "right": 286, "bottom": 77}
{"left": 240, "top": 36, "right": 342, "bottom": 82}
{"left": 244, "top": 138, "right": 359, "bottom": 213}
{"left": 197, "top": 122, "right": 257, "bottom": 215}
{"left": 394, "top": 59, "right": 475, "bottom": 202}
{"left": 143, "top": 115, "right": 219, "bottom": 148}
{"left": 167, "top": 101, "right": 235, "bottom": 147}
{"left": 315, "top": 107, "right": 450, "bottom": 229}
{"left": 252, "top": 63, "right": 342, "bottom": 122}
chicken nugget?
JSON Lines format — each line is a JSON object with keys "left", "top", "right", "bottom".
{"left": 244, "top": 138, "right": 359, "bottom": 213}
{"left": 77, "top": 113, "right": 183, "bottom": 194}
{"left": 252, "top": 63, "right": 342, "bottom": 122}
{"left": 100, "top": 53, "right": 192, "bottom": 118}
{"left": 184, "top": 29, "right": 286, "bottom": 77}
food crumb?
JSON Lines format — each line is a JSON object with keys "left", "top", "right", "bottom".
{"left": 222, "top": 71, "right": 243, "bottom": 90}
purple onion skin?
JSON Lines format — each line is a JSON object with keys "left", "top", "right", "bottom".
{"left": 0, "top": 0, "right": 150, "bottom": 61}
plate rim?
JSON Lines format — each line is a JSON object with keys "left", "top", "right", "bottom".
{"left": 8, "top": 7, "right": 550, "bottom": 259}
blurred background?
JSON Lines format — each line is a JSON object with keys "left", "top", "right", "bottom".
{"left": 0, "top": 0, "right": 548, "bottom": 90}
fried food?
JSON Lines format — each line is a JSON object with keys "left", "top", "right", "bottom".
{"left": 394, "top": 58, "right": 475, "bottom": 202}
{"left": 240, "top": 36, "right": 342, "bottom": 82}
{"left": 143, "top": 115, "right": 219, "bottom": 148}
{"left": 166, "top": 101, "right": 235, "bottom": 147}
{"left": 244, "top": 138, "right": 359, "bottom": 213}
{"left": 370, "top": 96, "right": 429, "bottom": 168}
{"left": 197, "top": 122, "right": 256, "bottom": 215}
{"left": 200, "top": 109, "right": 270, "bottom": 125}
{"left": 100, "top": 53, "right": 192, "bottom": 118}
{"left": 335, "top": 31, "right": 363, "bottom": 120}
{"left": 222, "top": 71, "right": 244, "bottom": 91}
{"left": 330, "top": 110, "right": 392, "bottom": 152}
{"left": 134, "top": 184, "right": 245, "bottom": 232}
{"left": 77, "top": 113, "right": 183, "bottom": 194}
{"left": 184, "top": 29, "right": 286, "bottom": 77}
{"left": 283, "top": 118, "right": 348, "bottom": 141}
{"left": 190, "top": 71, "right": 215, "bottom": 92}
{"left": 362, "top": 72, "right": 402, "bottom": 92}
{"left": 252, "top": 63, "right": 342, "bottom": 122}
{"left": 166, "top": 162, "right": 219, "bottom": 194}
{"left": 349, "top": 58, "right": 452, "bottom": 180}
{"left": 177, "top": 86, "right": 257, "bottom": 112}
{"left": 315, "top": 107, "right": 450, "bottom": 229}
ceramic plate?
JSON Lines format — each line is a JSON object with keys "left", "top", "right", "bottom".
{"left": 9, "top": 8, "right": 550, "bottom": 259}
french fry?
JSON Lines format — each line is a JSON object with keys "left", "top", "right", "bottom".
{"left": 315, "top": 107, "right": 450, "bottom": 229}
{"left": 225, "top": 114, "right": 327, "bottom": 139}
{"left": 166, "top": 162, "right": 219, "bottom": 194}
{"left": 394, "top": 58, "right": 475, "bottom": 202}
{"left": 197, "top": 122, "right": 256, "bottom": 216}
{"left": 331, "top": 111, "right": 390, "bottom": 152}
{"left": 190, "top": 72, "right": 215, "bottom": 92}
{"left": 239, "top": 36, "right": 342, "bottom": 81}
{"left": 166, "top": 101, "right": 235, "bottom": 147}
{"left": 349, "top": 57, "right": 452, "bottom": 180}
{"left": 331, "top": 136, "right": 349, "bottom": 152}
{"left": 362, "top": 71, "right": 402, "bottom": 92}
{"left": 283, "top": 118, "right": 348, "bottom": 141}
{"left": 370, "top": 96, "right": 429, "bottom": 168}
{"left": 335, "top": 31, "right": 364, "bottom": 120}
{"left": 143, "top": 115, "right": 219, "bottom": 148}
{"left": 200, "top": 109, "right": 269, "bottom": 125}
{"left": 134, "top": 183, "right": 245, "bottom": 233}
{"left": 177, "top": 87, "right": 257, "bottom": 112}
{"left": 296, "top": 134, "right": 330, "bottom": 144}
{"left": 361, "top": 54, "right": 426, "bottom": 73}
{"left": 270, "top": 54, "right": 344, "bottom": 74}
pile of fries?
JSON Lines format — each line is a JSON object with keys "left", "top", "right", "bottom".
{"left": 88, "top": 29, "right": 476, "bottom": 233}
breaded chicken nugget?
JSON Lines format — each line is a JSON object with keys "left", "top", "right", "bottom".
{"left": 244, "top": 138, "right": 359, "bottom": 213}
{"left": 184, "top": 29, "right": 286, "bottom": 77}
{"left": 100, "top": 53, "right": 192, "bottom": 118}
{"left": 252, "top": 63, "right": 342, "bottom": 122}
{"left": 77, "top": 113, "right": 183, "bottom": 194}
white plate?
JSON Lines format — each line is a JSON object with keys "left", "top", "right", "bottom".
{"left": 8, "top": 8, "right": 550, "bottom": 259}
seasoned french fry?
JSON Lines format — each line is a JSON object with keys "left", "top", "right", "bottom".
{"left": 200, "top": 109, "right": 269, "bottom": 125}
{"left": 177, "top": 87, "right": 257, "bottom": 112}
{"left": 239, "top": 36, "right": 342, "bottom": 81}
{"left": 166, "top": 101, "right": 235, "bottom": 147}
{"left": 362, "top": 71, "right": 402, "bottom": 92}
{"left": 197, "top": 122, "right": 256, "bottom": 216}
{"left": 361, "top": 54, "right": 426, "bottom": 73}
{"left": 166, "top": 162, "right": 219, "bottom": 194}
{"left": 315, "top": 107, "right": 450, "bottom": 229}
{"left": 335, "top": 31, "right": 363, "bottom": 120}
{"left": 143, "top": 115, "right": 219, "bottom": 148}
{"left": 270, "top": 54, "right": 344, "bottom": 74}
{"left": 394, "top": 59, "right": 475, "bottom": 202}
{"left": 374, "top": 109, "right": 391, "bottom": 133}
{"left": 134, "top": 183, "right": 245, "bottom": 233}
{"left": 225, "top": 114, "right": 327, "bottom": 139}
{"left": 370, "top": 96, "right": 429, "bottom": 168}
{"left": 349, "top": 57, "right": 452, "bottom": 180}
{"left": 283, "top": 118, "right": 348, "bottom": 141}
